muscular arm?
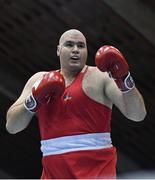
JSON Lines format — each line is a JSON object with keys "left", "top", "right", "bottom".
{"left": 104, "top": 76, "right": 146, "bottom": 121}
{"left": 95, "top": 45, "right": 146, "bottom": 122}
{"left": 6, "top": 72, "right": 45, "bottom": 134}
{"left": 6, "top": 101, "right": 34, "bottom": 134}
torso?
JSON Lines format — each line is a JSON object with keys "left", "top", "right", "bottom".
{"left": 34, "top": 65, "right": 113, "bottom": 140}
{"left": 32, "top": 66, "right": 116, "bottom": 179}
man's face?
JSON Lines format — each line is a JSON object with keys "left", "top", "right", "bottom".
{"left": 57, "top": 31, "right": 88, "bottom": 72}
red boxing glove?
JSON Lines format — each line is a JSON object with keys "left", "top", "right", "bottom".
{"left": 24, "top": 71, "right": 65, "bottom": 112}
{"left": 95, "top": 45, "right": 135, "bottom": 92}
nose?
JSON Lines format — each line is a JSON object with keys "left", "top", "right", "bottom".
{"left": 72, "top": 45, "right": 79, "bottom": 54}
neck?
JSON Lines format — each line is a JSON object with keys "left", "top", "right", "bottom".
{"left": 61, "top": 66, "right": 85, "bottom": 79}
{"left": 60, "top": 66, "right": 86, "bottom": 86}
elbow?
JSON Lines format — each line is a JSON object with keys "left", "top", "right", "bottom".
{"left": 6, "top": 117, "right": 23, "bottom": 134}
{"left": 6, "top": 110, "right": 28, "bottom": 134}
{"left": 6, "top": 122, "right": 19, "bottom": 134}
{"left": 129, "top": 115, "right": 146, "bottom": 122}
{"left": 126, "top": 109, "right": 147, "bottom": 122}
{"left": 139, "top": 110, "right": 147, "bottom": 121}
{"left": 6, "top": 126, "right": 16, "bottom": 134}
{"left": 6, "top": 119, "right": 27, "bottom": 134}
{"left": 6, "top": 112, "right": 18, "bottom": 134}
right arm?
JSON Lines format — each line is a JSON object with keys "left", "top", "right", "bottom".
{"left": 6, "top": 72, "right": 45, "bottom": 134}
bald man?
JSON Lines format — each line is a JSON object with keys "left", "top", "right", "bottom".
{"left": 6, "top": 29, "right": 146, "bottom": 179}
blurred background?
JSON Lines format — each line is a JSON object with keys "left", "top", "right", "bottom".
{"left": 0, "top": 0, "right": 155, "bottom": 178}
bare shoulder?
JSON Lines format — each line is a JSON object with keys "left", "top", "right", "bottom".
{"left": 24, "top": 71, "right": 49, "bottom": 91}
{"left": 26, "top": 71, "right": 47, "bottom": 85}
{"left": 86, "top": 66, "right": 110, "bottom": 82}
{"left": 14, "top": 71, "right": 48, "bottom": 104}
{"left": 28, "top": 69, "right": 59, "bottom": 83}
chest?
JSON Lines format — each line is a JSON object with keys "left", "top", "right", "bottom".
{"left": 65, "top": 70, "right": 102, "bottom": 94}
{"left": 62, "top": 68, "right": 111, "bottom": 108}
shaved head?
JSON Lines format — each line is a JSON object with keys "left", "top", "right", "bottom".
{"left": 57, "top": 29, "right": 88, "bottom": 74}
{"left": 59, "top": 29, "right": 86, "bottom": 45}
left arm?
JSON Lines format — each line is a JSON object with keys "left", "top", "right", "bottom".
{"left": 104, "top": 76, "right": 146, "bottom": 121}
{"left": 95, "top": 45, "right": 146, "bottom": 121}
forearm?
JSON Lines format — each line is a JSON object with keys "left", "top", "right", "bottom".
{"left": 120, "top": 87, "right": 146, "bottom": 121}
{"left": 95, "top": 45, "right": 146, "bottom": 121}
{"left": 6, "top": 102, "right": 34, "bottom": 134}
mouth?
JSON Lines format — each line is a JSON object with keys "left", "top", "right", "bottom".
{"left": 70, "top": 56, "right": 80, "bottom": 60}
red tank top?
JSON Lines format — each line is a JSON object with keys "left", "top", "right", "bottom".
{"left": 37, "top": 66, "right": 112, "bottom": 140}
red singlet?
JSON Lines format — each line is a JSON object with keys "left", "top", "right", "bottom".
{"left": 37, "top": 66, "right": 117, "bottom": 179}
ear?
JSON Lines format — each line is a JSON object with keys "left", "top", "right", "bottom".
{"left": 57, "top": 45, "right": 60, "bottom": 56}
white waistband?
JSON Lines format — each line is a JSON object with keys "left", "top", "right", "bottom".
{"left": 41, "top": 133, "right": 112, "bottom": 156}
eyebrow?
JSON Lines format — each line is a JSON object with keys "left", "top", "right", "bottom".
{"left": 64, "top": 40, "right": 74, "bottom": 44}
{"left": 64, "top": 40, "right": 85, "bottom": 45}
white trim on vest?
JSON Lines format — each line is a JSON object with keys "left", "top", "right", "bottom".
{"left": 41, "top": 132, "right": 112, "bottom": 156}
